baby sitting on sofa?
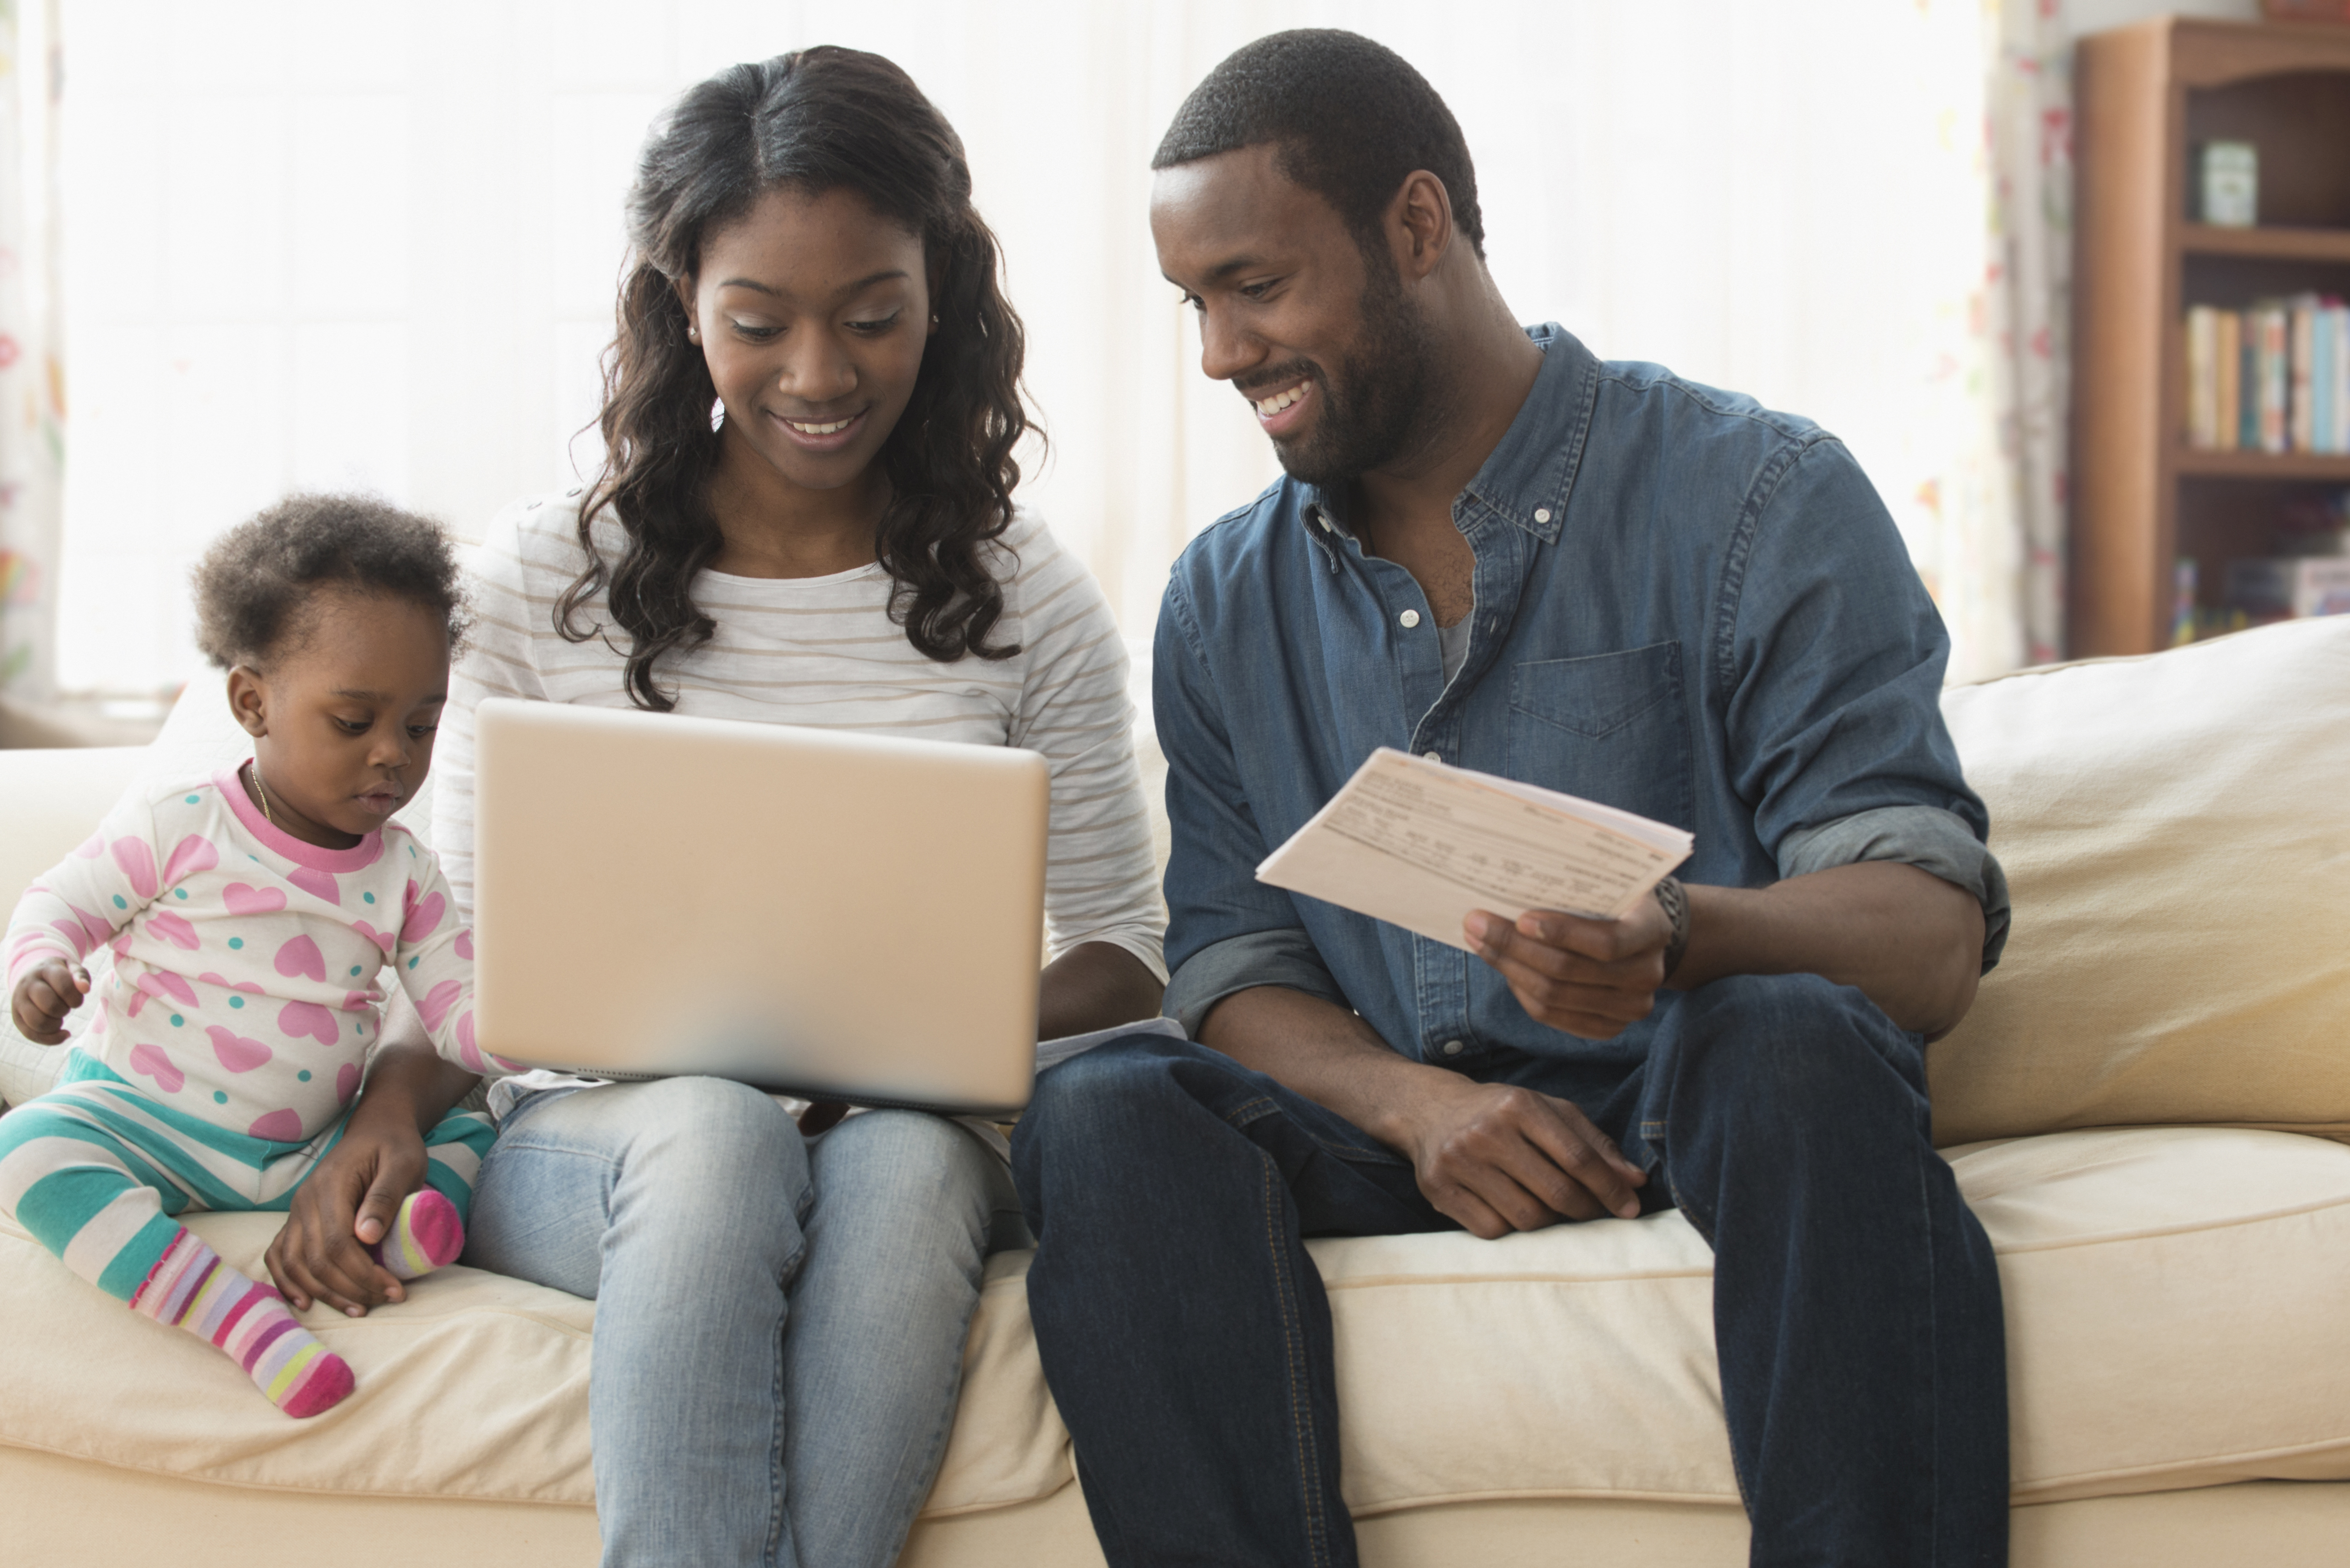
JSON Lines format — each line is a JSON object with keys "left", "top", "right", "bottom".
{"left": 0, "top": 496, "right": 511, "bottom": 1418}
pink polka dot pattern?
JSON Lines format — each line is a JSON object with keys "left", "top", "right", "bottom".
{"left": 147, "top": 911, "right": 201, "bottom": 951}
{"left": 129, "top": 1043, "right": 184, "bottom": 1093}
{"left": 161, "top": 834, "right": 219, "bottom": 888}
{"left": 10, "top": 778, "right": 478, "bottom": 1156}
{"left": 273, "top": 935, "right": 326, "bottom": 982}
{"left": 277, "top": 1000, "right": 339, "bottom": 1047}
{"left": 417, "top": 980, "right": 463, "bottom": 1033}
{"left": 248, "top": 1109, "right": 305, "bottom": 1142}
{"left": 286, "top": 866, "right": 340, "bottom": 906}
{"left": 109, "top": 838, "right": 158, "bottom": 898}
{"left": 222, "top": 883, "right": 286, "bottom": 916}
{"left": 401, "top": 890, "right": 445, "bottom": 944}
{"left": 206, "top": 1025, "right": 273, "bottom": 1073}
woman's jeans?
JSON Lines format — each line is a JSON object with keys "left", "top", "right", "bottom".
{"left": 1014, "top": 974, "right": 2011, "bottom": 1568}
{"left": 463, "top": 1077, "right": 1023, "bottom": 1568}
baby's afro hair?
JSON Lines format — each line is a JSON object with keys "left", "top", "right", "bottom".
{"left": 193, "top": 493, "right": 469, "bottom": 671}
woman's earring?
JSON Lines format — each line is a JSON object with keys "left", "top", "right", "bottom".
{"left": 686, "top": 326, "right": 702, "bottom": 344}
{"left": 930, "top": 314, "right": 939, "bottom": 325}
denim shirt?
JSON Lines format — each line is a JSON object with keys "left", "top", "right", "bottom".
{"left": 1156, "top": 325, "right": 2007, "bottom": 1078}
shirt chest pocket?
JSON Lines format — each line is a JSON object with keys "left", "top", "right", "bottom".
{"left": 1505, "top": 642, "right": 1694, "bottom": 829}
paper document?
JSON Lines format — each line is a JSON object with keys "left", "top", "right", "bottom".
{"left": 1256, "top": 748, "right": 1694, "bottom": 951}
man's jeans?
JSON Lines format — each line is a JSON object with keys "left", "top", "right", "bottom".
{"left": 1013, "top": 973, "right": 2009, "bottom": 1568}
{"left": 463, "top": 1078, "right": 1024, "bottom": 1568}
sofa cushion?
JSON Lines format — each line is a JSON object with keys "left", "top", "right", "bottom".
{"left": 6, "top": 1126, "right": 2346, "bottom": 1512}
{"left": 1930, "top": 615, "right": 2350, "bottom": 1145}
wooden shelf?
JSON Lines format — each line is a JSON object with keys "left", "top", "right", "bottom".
{"left": 2181, "top": 223, "right": 2350, "bottom": 262}
{"left": 2072, "top": 17, "right": 2350, "bottom": 656}
{"left": 2175, "top": 448, "right": 2350, "bottom": 480}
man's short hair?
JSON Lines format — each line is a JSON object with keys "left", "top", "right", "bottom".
{"left": 1152, "top": 29, "right": 1486, "bottom": 262}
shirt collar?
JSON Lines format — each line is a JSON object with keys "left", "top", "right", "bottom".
{"left": 1458, "top": 323, "right": 1595, "bottom": 545}
{"left": 1294, "top": 322, "right": 1597, "bottom": 557}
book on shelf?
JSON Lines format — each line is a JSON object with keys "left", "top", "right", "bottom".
{"left": 2186, "top": 297, "right": 2350, "bottom": 455}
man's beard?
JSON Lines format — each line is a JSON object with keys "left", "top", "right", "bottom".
{"left": 1264, "top": 258, "right": 1429, "bottom": 489}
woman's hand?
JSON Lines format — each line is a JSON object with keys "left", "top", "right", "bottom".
{"left": 10, "top": 959, "right": 90, "bottom": 1044}
{"left": 266, "top": 1021, "right": 480, "bottom": 1316}
{"left": 266, "top": 1107, "right": 425, "bottom": 1316}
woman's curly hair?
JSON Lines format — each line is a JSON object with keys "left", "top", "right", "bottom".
{"left": 559, "top": 46, "right": 1032, "bottom": 711}
{"left": 192, "top": 493, "right": 468, "bottom": 670}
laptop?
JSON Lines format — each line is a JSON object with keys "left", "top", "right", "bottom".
{"left": 469, "top": 698, "right": 1049, "bottom": 1116}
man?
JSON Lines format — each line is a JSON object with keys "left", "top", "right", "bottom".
{"left": 1013, "top": 29, "right": 2010, "bottom": 1568}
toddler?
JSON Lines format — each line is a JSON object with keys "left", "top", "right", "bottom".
{"left": 0, "top": 495, "right": 515, "bottom": 1418}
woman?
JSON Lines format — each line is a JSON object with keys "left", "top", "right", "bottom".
{"left": 265, "top": 47, "right": 1164, "bottom": 1567}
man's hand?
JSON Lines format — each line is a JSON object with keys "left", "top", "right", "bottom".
{"left": 10, "top": 959, "right": 90, "bottom": 1044}
{"left": 266, "top": 1111, "right": 426, "bottom": 1316}
{"left": 1465, "top": 899, "right": 1671, "bottom": 1040}
{"left": 1394, "top": 1073, "right": 1647, "bottom": 1237}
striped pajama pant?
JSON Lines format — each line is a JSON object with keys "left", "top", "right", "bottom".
{"left": 0, "top": 1052, "right": 493, "bottom": 1301}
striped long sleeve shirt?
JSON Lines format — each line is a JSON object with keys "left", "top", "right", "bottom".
{"left": 437, "top": 491, "right": 1167, "bottom": 990}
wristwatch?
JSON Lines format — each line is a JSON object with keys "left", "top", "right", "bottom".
{"left": 1651, "top": 876, "right": 1691, "bottom": 981}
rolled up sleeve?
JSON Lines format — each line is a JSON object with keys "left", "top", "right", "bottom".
{"left": 1156, "top": 572, "right": 1347, "bottom": 1035}
{"left": 1776, "top": 805, "right": 2011, "bottom": 970}
{"left": 1163, "top": 927, "right": 1350, "bottom": 1038}
{"left": 1723, "top": 439, "right": 2008, "bottom": 974}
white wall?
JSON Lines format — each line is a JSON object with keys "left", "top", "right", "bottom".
{"left": 51, "top": 0, "right": 2015, "bottom": 692}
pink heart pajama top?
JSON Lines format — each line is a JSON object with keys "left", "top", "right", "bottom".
{"left": 4, "top": 766, "right": 514, "bottom": 1143}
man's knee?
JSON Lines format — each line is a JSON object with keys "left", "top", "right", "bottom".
{"left": 1014, "top": 1035, "right": 1244, "bottom": 1200}
{"left": 1661, "top": 972, "right": 1924, "bottom": 1132}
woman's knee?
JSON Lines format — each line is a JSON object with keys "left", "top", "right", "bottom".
{"left": 512, "top": 1077, "right": 811, "bottom": 1225}
{"left": 815, "top": 1111, "right": 992, "bottom": 1211}
{"left": 628, "top": 1076, "right": 805, "bottom": 1171}
{"left": 807, "top": 1110, "right": 1004, "bottom": 1262}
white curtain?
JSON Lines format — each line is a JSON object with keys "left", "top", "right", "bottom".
{"left": 52, "top": 0, "right": 2054, "bottom": 694}
{"left": 0, "top": 0, "right": 62, "bottom": 704}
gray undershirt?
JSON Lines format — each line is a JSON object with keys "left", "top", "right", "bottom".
{"left": 1436, "top": 616, "right": 1472, "bottom": 685}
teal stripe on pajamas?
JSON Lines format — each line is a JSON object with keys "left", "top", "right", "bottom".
{"left": 421, "top": 1109, "right": 497, "bottom": 1222}
{"left": 0, "top": 1107, "right": 193, "bottom": 1300}
{"left": 58, "top": 1050, "right": 294, "bottom": 1169}
{"left": 97, "top": 1212, "right": 185, "bottom": 1300}
{"left": 0, "top": 1111, "right": 199, "bottom": 1210}
{"left": 3, "top": 1063, "right": 500, "bottom": 1302}
{"left": 23, "top": 1096, "right": 258, "bottom": 1212}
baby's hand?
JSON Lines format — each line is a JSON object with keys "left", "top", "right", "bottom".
{"left": 10, "top": 959, "right": 90, "bottom": 1045}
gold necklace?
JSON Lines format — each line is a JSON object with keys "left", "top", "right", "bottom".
{"left": 249, "top": 759, "right": 277, "bottom": 829}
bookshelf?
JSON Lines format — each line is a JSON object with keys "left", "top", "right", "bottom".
{"left": 2072, "top": 16, "right": 2350, "bottom": 655}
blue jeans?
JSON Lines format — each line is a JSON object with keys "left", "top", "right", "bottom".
{"left": 1013, "top": 974, "right": 2009, "bottom": 1568}
{"left": 463, "top": 1078, "right": 1023, "bottom": 1568}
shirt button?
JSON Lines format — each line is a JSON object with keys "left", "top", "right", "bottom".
{"left": 1424, "top": 750, "right": 1442, "bottom": 763}
{"left": 1441, "top": 1039, "right": 1464, "bottom": 1057}
{"left": 1399, "top": 609, "right": 1422, "bottom": 629}
{"left": 1534, "top": 507, "right": 1552, "bottom": 523}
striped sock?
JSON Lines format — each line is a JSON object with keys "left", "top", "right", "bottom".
{"left": 131, "top": 1229, "right": 354, "bottom": 1419}
{"left": 367, "top": 1188, "right": 464, "bottom": 1281}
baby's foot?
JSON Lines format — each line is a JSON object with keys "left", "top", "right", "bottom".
{"left": 369, "top": 1188, "right": 465, "bottom": 1281}
{"left": 135, "top": 1230, "right": 355, "bottom": 1419}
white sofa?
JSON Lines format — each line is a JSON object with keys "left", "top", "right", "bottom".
{"left": 5, "top": 615, "right": 2350, "bottom": 1567}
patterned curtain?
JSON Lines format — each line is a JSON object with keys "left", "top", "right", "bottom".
{"left": 0, "top": 0, "right": 62, "bottom": 704}
{"left": 1986, "top": 0, "right": 2073, "bottom": 668}
{"left": 1910, "top": 0, "right": 2073, "bottom": 681}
